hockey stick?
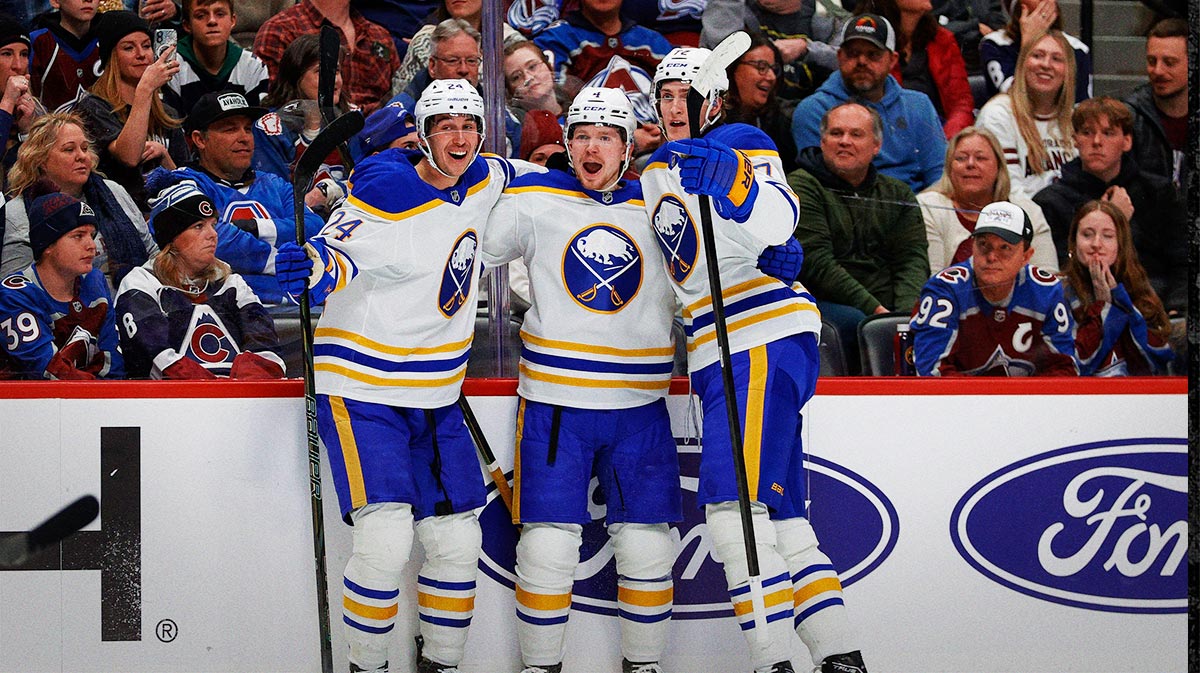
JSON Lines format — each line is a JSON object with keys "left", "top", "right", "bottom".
{"left": 684, "top": 30, "right": 772, "bottom": 643}
{"left": 318, "top": 24, "right": 356, "bottom": 171}
{"left": 0, "top": 495, "right": 99, "bottom": 567}
{"left": 458, "top": 393, "right": 515, "bottom": 515}
{"left": 292, "top": 108, "right": 365, "bottom": 673}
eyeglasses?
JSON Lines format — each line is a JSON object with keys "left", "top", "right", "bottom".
{"left": 738, "top": 59, "right": 781, "bottom": 76}
{"left": 433, "top": 55, "right": 483, "bottom": 68}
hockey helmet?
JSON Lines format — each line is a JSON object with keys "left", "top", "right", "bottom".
{"left": 651, "top": 47, "right": 725, "bottom": 133}
{"left": 564, "top": 86, "right": 636, "bottom": 192}
{"left": 414, "top": 78, "right": 485, "bottom": 176}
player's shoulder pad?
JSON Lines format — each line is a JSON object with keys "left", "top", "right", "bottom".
{"left": 707, "top": 123, "right": 780, "bottom": 155}
{"left": 507, "top": 167, "right": 579, "bottom": 192}
{"left": 644, "top": 142, "right": 677, "bottom": 171}
{"left": 344, "top": 149, "right": 428, "bottom": 213}
{"left": 481, "top": 153, "right": 517, "bottom": 186}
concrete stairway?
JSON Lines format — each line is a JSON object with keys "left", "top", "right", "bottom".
{"left": 1059, "top": 0, "right": 1165, "bottom": 98}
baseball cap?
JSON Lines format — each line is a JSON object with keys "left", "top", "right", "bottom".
{"left": 841, "top": 14, "right": 896, "bottom": 52}
{"left": 149, "top": 181, "right": 217, "bottom": 248}
{"left": 360, "top": 101, "right": 418, "bottom": 154}
{"left": 185, "top": 91, "right": 269, "bottom": 135}
{"left": 973, "top": 201, "right": 1033, "bottom": 245}
{"left": 29, "top": 192, "right": 97, "bottom": 260}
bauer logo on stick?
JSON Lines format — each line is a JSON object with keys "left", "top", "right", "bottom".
{"left": 650, "top": 195, "right": 698, "bottom": 283}
{"left": 438, "top": 231, "right": 479, "bottom": 318}
{"left": 563, "top": 224, "right": 643, "bottom": 313}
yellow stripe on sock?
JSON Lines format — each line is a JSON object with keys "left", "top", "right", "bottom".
{"left": 732, "top": 586, "right": 793, "bottom": 616}
{"left": 793, "top": 577, "right": 843, "bottom": 605}
{"left": 516, "top": 586, "right": 572, "bottom": 611}
{"left": 417, "top": 593, "right": 475, "bottom": 613}
{"left": 617, "top": 586, "right": 674, "bottom": 608}
{"left": 343, "top": 595, "right": 398, "bottom": 620}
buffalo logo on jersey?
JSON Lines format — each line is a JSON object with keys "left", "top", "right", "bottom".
{"left": 951, "top": 438, "right": 1186, "bottom": 613}
{"left": 650, "top": 195, "right": 698, "bottom": 283}
{"left": 438, "top": 231, "right": 479, "bottom": 318}
{"left": 180, "top": 306, "right": 240, "bottom": 372}
{"left": 477, "top": 435, "right": 898, "bottom": 619}
{"left": 563, "top": 225, "right": 643, "bottom": 313}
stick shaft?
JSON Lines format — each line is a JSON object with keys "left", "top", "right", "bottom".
{"left": 458, "top": 393, "right": 515, "bottom": 514}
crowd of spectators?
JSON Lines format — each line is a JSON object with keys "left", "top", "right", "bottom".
{"left": 0, "top": 0, "right": 1188, "bottom": 379}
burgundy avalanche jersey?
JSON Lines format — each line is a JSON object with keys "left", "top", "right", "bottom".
{"left": 910, "top": 261, "right": 1078, "bottom": 376}
{"left": 29, "top": 26, "right": 101, "bottom": 112}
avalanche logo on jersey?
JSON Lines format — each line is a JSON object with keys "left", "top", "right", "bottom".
{"left": 563, "top": 224, "right": 643, "bottom": 314}
{"left": 180, "top": 305, "right": 241, "bottom": 373}
{"left": 650, "top": 195, "right": 698, "bottom": 283}
{"left": 951, "top": 438, "right": 1186, "bottom": 613}
{"left": 438, "top": 231, "right": 479, "bottom": 318}
{"left": 477, "top": 408, "right": 898, "bottom": 619}
{"left": 584, "top": 56, "right": 656, "bottom": 124}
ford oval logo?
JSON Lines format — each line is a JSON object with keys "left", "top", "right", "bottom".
{"left": 478, "top": 441, "right": 898, "bottom": 618}
{"left": 950, "top": 438, "right": 1186, "bottom": 614}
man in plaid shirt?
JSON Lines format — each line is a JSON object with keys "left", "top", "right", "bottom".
{"left": 254, "top": 0, "right": 400, "bottom": 113}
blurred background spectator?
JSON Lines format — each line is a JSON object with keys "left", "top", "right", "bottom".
{"left": 980, "top": 0, "right": 1091, "bottom": 102}
{"left": 723, "top": 32, "right": 798, "bottom": 173}
{"left": 391, "top": 0, "right": 520, "bottom": 97}
{"left": 534, "top": 0, "right": 673, "bottom": 86}
{"left": 27, "top": 0, "right": 100, "bottom": 112}
{"left": 0, "top": 15, "right": 34, "bottom": 188}
{"left": 504, "top": 39, "right": 567, "bottom": 119}
{"left": 164, "top": 0, "right": 271, "bottom": 114}
{"left": 1124, "top": 17, "right": 1188, "bottom": 199}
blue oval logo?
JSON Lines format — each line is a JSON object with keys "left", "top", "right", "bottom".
{"left": 563, "top": 224, "right": 643, "bottom": 314}
{"left": 438, "top": 230, "right": 478, "bottom": 318}
{"left": 950, "top": 438, "right": 1187, "bottom": 614}
{"left": 649, "top": 195, "right": 697, "bottom": 284}
{"left": 478, "top": 441, "right": 897, "bottom": 618}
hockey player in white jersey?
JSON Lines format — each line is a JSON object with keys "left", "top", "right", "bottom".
{"left": 640, "top": 47, "right": 868, "bottom": 673}
{"left": 482, "top": 86, "right": 681, "bottom": 673}
{"left": 275, "top": 79, "right": 523, "bottom": 673}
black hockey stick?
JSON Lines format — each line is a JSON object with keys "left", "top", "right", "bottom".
{"left": 0, "top": 495, "right": 99, "bottom": 567}
{"left": 684, "top": 31, "right": 772, "bottom": 641}
{"left": 318, "top": 24, "right": 356, "bottom": 170}
{"left": 458, "top": 393, "right": 514, "bottom": 515}
{"left": 292, "top": 108, "right": 364, "bottom": 673}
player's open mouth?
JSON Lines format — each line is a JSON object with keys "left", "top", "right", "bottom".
{"left": 582, "top": 161, "right": 603, "bottom": 175}
{"left": 448, "top": 150, "right": 469, "bottom": 160}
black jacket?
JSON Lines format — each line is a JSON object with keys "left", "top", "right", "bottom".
{"left": 1032, "top": 154, "right": 1187, "bottom": 312}
{"left": 1123, "top": 84, "right": 1189, "bottom": 200}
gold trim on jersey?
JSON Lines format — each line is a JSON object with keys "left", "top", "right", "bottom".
{"left": 518, "top": 363, "right": 672, "bottom": 390}
{"left": 315, "top": 329, "right": 473, "bottom": 356}
{"left": 520, "top": 330, "right": 674, "bottom": 358}
{"left": 315, "top": 363, "right": 467, "bottom": 387}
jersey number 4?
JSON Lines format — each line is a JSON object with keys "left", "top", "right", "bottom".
{"left": 323, "top": 211, "right": 363, "bottom": 242}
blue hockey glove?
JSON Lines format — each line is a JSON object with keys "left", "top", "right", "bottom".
{"left": 668, "top": 137, "right": 759, "bottom": 222}
{"left": 276, "top": 242, "right": 316, "bottom": 298}
{"left": 757, "top": 238, "right": 804, "bottom": 284}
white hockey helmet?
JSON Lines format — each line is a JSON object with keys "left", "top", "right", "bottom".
{"left": 564, "top": 86, "right": 636, "bottom": 192}
{"left": 651, "top": 47, "right": 725, "bottom": 133}
{"left": 414, "top": 78, "right": 486, "bottom": 176}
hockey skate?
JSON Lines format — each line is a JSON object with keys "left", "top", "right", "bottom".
{"left": 414, "top": 635, "right": 461, "bottom": 673}
{"left": 755, "top": 662, "right": 795, "bottom": 673}
{"left": 622, "top": 659, "right": 665, "bottom": 673}
{"left": 820, "top": 651, "right": 867, "bottom": 673}
{"left": 519, "top": 665, "right": 563, "bottom": 673}
{"left": 348, "top": 662, "right": 387, "bottom": 673}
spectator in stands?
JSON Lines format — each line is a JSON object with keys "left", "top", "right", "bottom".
{"left": 724, "top": 33, "right": 798, "bottom": 174}
{"left": 980, "top": 0, "right": 1091, "bottom": 102}
{"left": 28, "top": 0, "right": 100, "bottom": 112}
{"left": 150, "top": 91, "right": 326, "bottom": 306}
{"left": 789, "top": 102, "right": 929, "bottom": 372}
{"left": 0, "top": 16, "right": 34, "bottom": 188}
{"left": 516, "top": 108, "right": 564, "bottom": 165}
{"left": 1061, "top": 199, "right": 1173, "bottom": 376}
{"left": 116, "top": 179, "right": 285, "bottom": 379}
{"left": 390, "top": 0, "right": 520, "bottom": 97}
{"left": 73, "top": 11, "right": 188, "bottom": 212}
{"left": 919, "top": 126, "right": 1057, "bottom": 272}
{"left": 254, "top": 0, "right": 401, "bottom": 114}
{"left": 930, "top": 0, "right": 1005, "bottom": 76}
{"left": 792, "top": 14, "right": 946, "bottom": 193}
{"left": 510, "top": 0, "right": 705, "bottom": 47}
{"left": 504, "top": 39, "right": 566, "bottom": 121}
{"left": 1031, "top": 96, "right": 1186, "bottom": 315}
{"left": 910, "top": 200, "right": 1077, "bottom": 376}
{"left": 163, "top": 0, "right": 270, "bottom": 114}
{"left": 2, "top": 113, "right": 156, "bottom": 289}
{"left": 1125, "top": 17, "right": 1188, "bottom": 197}
{"left": 350, "top": 0, "right": 438, "bottom": 59}
{"left": 700, "top": 0, "right": 845, "bottom": 102}
{"left": 357, "top": 99, "right": 419, "bottom": 155}
{"left": 0, "top": 190, "right": 124, "bottom": 380}
{"left": 533, "top": 0, "right": 674, "bottom": 86}
{"left": 855, "top": 0, "right": 975, "bottom": 138}
{"left": 975, "top": 29, "right": 1075, "bottom": 198}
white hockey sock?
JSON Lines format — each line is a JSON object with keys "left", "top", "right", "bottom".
{"left": 775, "top": 517, "right": 857, "bottom": 665}
{"left": 611, "top": 523, "right": 676, "bottom": 663}
{"left": 415, "top": 511, "right": 482, "bottom": 666}
{"left": 705, "top": 502, "right": 795, "bottom": 669}
{"left": 343, "top": 503, "right": 415, "bottom": 670}
{"left": 515, "top": 523, "right": 582, "bottom": 666}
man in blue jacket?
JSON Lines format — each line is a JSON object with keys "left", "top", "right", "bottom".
{"left": 790, "top": 14, "right": 945, "bottom": 193}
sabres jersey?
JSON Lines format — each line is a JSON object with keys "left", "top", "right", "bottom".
{"left": 311, "top": 149, "right": 518, "bottom": 408}
{"left": 0, "top": 265, "right": 122, "bottom": 379}
{"left": 910, "top": 261, "right": 1078, "bottom": 376}
{"left": 1067, "top": 284, "right": 1173, "bottom": 376}
{"left": 640, "top": 123, "right": 820, "bottom": 371}
{"left": 483, "top": 169, "right": 677, "bottom": 409}
{"left": 115, "top": 266, "right": 283, "bottom": 379}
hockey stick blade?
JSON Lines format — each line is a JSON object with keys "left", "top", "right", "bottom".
{"left": 0, "top": 495, "right": 99, "bottom": 567}
{"left": 691, "top": 31, "right": 750, "bottom": 99}
{"left": 295, "top": 110, "right": 364, "bottom": 191}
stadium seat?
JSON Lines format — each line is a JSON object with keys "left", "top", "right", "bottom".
{"left": 819, "top": 320, "right": 848, "bottom": 377}
{"left": 857, "top": 312, "right": 911, "bottom": 376}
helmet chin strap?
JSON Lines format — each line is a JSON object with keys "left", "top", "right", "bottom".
{"left": 417, "top": 126, "right": 484, "bottom": 180}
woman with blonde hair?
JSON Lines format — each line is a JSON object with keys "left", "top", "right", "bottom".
{"left": 2, "top": 112, "right": 155, "bottom": 289}
{"left": 115, "top": 180, "right": 284, "bottom": 380}
{"left": 975, "top": 29, "right": 1077, "bottom": 197}
{"left": 1062, "top": 199, "right": 1173, "bottom": 376}
{"left": 71, "top": 10, "right": 187, "bottom": 210}
{"left": 919, "top": 125, "right": 1057, "bottom": 272}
